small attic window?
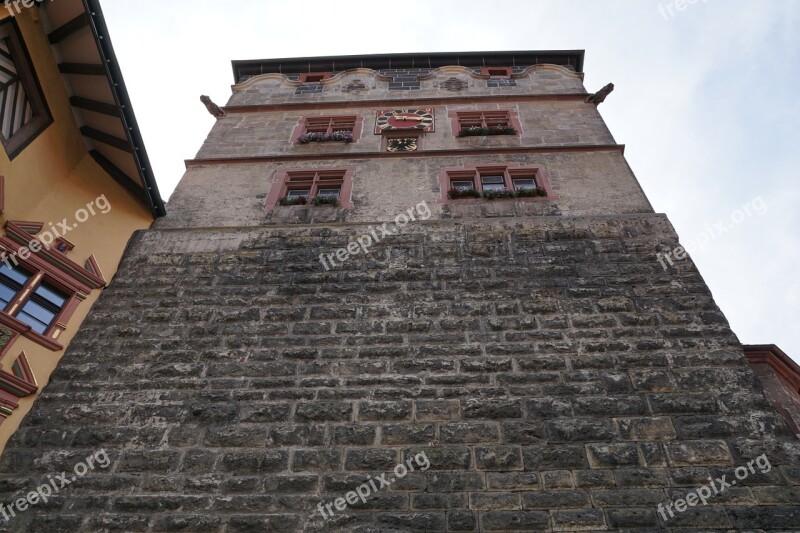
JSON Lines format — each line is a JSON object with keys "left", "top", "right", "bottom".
{"left": 0, "top": 19, "right": 51, "bottom": 160}
{"left": 299, "top": 73, "right": 328, "bottom": 83}
{"left": 482, "top": 67, "right": 513, "bottom": 78}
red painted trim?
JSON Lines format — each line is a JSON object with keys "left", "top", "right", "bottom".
{"left": 3, "top": 221, "right": 105, "bottom": 289}
{"left": 290, "top": 114, "right": 364, "bottom": 145}
{"left": 299, "top": 72, "right": 330, "bottom": 83}
{"left": 448, "top": 110, "right": 523, "bottom": 139}
{"left": 0, "top": 217, "right": 107, "bottom": 352}
{"left": 1, "top": 236, "right": 93, "bottom": 294}
{"left": 83, "top": 255, "right": 107, "bottom": 285}
{"left": 745, "top": 345, "right": 800, "bottom": 392}
{"left": 481, "top": 67, "right": 512, "bottom": 78}
{"left": 0, "top": 352, "right": 38, "bottom": 425}
{"left": 265, "top": 167, "right": 355, "bottom": 209}
{"left": 437, "top": 163, "right": 559, "bottom": 204}
{"left": 0, "top": 313, "right": 63, "bottom": 352}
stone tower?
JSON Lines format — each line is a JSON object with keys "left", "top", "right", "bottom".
{"left": 0, "top": 51, "right": 798, "bottom": 531}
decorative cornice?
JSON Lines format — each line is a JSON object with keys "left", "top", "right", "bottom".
{"left": 231, "top": 50, "right": 585, "bottom": 83}
{"left": 186, "top": 144, "right": 626, "bottom": 168}
{"left": 0, "top": 352, "right": 38, "bottom": 424}
{"left": 233, "top": 63, "right": 584, "bottom": 92}
{"left": 222, "top": 93, "right": 590, "bottom": 114}
{"left": 3, "top": 221, "right": 106, "bottom": 289}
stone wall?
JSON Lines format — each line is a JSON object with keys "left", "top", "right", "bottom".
{"left": 0, "top": 215, "right": 797, "bottom": 532}
{"left": 195, "top": 101, "right": 615, "bottom": 160}
{"left": 161, "top": 151, "right": 651, "bottom": 231}
{"left": 227, "top": 65, "right": 587, "bottom": 107}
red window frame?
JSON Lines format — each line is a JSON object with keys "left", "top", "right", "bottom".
{"left": 449, "top": 110, "right": 523, "bottom": 138}
{"left": 0, "top": 221, "right": 105, "bottom": 352}
{"left": 299, "top": 72, "right": 330, "bottom": 83}
{"left": 481, "top": 67, "right": 513, "bottom": 78}
{"left": 438, "top": 164, "right": 557, "bottom": 204}
{"left": 291, "top": 115, "right": 364, "bottom": 144}
{"left": 265, "top": 167, "right": 355, "bottom": 209}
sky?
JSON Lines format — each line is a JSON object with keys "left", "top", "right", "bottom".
{"left": 100, "top": 0, "right": 799, "bottom": 361}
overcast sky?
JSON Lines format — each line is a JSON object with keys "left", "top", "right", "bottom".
{"left": 100, "top": 0, "right": 799, "bottom": 361}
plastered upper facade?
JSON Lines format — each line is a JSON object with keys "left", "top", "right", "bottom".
{"left": 163, "top": 53, "right": 652, "bottom": 230}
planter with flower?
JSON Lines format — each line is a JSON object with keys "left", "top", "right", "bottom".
{"left": 297, "top": 130, "right": 354, "bottom": 144}
{"left": 312, "top": 196, "right": 339, "bottom": 207}
{"left": 516, "top": 187, "right": 547, "bottom": 198}
{"left": 457, "top": 124, "right": 518, "bottom": 137}
{"left": 279, "top": 196, "right": 308, "bottom": 206}
{"left": 448, "top": 188, "right": 482, "bottom": 200}
{"left": 483, "top": 190, "right": 519, "bottom": 201}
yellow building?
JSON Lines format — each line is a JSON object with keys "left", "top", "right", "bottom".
{"left": 0, "top": 0, "right": 164, "bottom": 450}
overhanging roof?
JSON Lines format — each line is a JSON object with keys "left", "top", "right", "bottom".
{"left": 37, "top": 0, "right": 165, "bottom": 217}
{"left": 232, "top": 50, "right": 585, "bottom": 84}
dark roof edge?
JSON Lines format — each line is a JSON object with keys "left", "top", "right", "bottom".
{"left": 232, "top": 50, "right": 585, "bottom": 84}
{"left": 82, "top": 0, "right": 166, "bottom": 217}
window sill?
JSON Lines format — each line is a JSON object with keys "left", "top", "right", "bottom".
{"left": 0, "top": 313, "right": 63, "bottom": 352}
{"left": 442, "top": 196, "right": 555, "bottom": 205}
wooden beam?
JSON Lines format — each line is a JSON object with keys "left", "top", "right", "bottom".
{"left": 58, "top": 63, "right": 105, "bottom": 76}
{"left": 48, "top": 12, "right": 90, "bottom": 44}
{"left": 70, "top": 96, "right": 120, "bottom": 117}
{"left": 80, "top": 126, "right": 132, "bottom": 153}
{"left": 89, "top": 150, "right": 149, "bottom": 205}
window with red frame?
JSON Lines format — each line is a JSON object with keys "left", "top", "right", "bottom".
{"left": 279, "top": 170, "right": 345, "bottom": 205}
{"left": 303, "top": 116, "right": 356, "bottom": 135}
{"left": 0, "top": 263, "right": 69, "bottom": 335}
{"left": 446, "top": 167, "right": 546, "bottom": 195}
{"left": 457, "top": 111, "right": 512, "bottom": 129}
{"left": 455, "top": 111, "right": 518, "bottom": 137}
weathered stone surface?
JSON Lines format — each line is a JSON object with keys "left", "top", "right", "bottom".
{"left": 0, "top": 216, "right": 796, "bottom": 532}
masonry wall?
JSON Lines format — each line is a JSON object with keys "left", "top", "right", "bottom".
{"left": 0, "top": 216, "right": 798, "bottom": 532}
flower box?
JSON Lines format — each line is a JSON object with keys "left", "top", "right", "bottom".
{"left": 516, "top": 187, "right": 547, "bottom": 198}
{"left": 457, "top": 125, "right": 518, "bottom": 137}
{"left": 483, "top": 190, "right": 518, "bottom": 201}
{"left": 448, "top": 188, "right": 548, "bottom": 201}
{"left": 448, "top": 188, "right": 482, "bottom": 200}
{"left": 278, "top": 196, "right": 307, "bottom": 206}
{"left": 312, "top": 196, "right": 339, "bottom": 207}
{"left": 298, "top": 130, "right": 354, "bottom": 144}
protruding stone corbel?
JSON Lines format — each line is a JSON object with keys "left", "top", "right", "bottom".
{"left": 201, "top": 95, "right": 226, "bottom": 118}
{"left": 586, "top": 83, "right": 615, "bottom": 106}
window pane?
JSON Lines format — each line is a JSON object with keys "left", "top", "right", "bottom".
{"left": 0, "top": 284, "right": 16, "bottom": 308}
{"left": 481, "top": 175, "right": 506, "bottom": 191}
{"left": 317, "top": 188, "right": 341, "bottom": 198}
{"left": 34, "top": 282, "right": 68, "bottom": 308}
{"left": 17, "top": 300, "right": 55, "bottom": 334}
{"left": 513, "top": 178, "right": 537, "bottom": 190}
{"left": 286, "top": 189, "right": 310, "bottom": 199}
{"left": 0, "top": 263, "right": 31, "bottom": 286}
{"left": 451, "top": 180, "right": 474, "bottom": 190}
